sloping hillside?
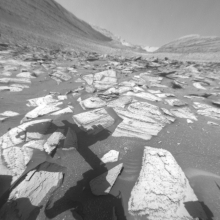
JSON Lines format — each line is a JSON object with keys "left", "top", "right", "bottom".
{"left": 157, "top": 35, "right": 220, "bottom": 53}
{"left": 0, "top": 0, "right": 116, "bottom": 51}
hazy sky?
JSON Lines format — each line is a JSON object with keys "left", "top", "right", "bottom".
{"left": 55, "top": 0, "right": 220, "bottom": 47}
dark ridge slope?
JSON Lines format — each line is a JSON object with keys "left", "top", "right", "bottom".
{"left": 157, "top": 35, "right": 220, "bottom": 53}
{"left": 0, "top": 0, "right": 113, "bottom": 50}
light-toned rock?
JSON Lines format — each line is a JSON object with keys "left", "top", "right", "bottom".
{"left": 93, "top": 70, "right": 117, "bottom": 90}
{"left": 128, "top": 147, "right": 206, "bottom": 220}
{"left": 107, "top": 96, "right": 133, "bottom": 108}
{"left": 0, "top": 111, "right": 19, "bottom": 117}
{"left": 21, "top": 104, "right": 61, "bottom": 123}
{"left": 44, "top": 129, "right": 65, "bottom": 153}
{"left": 50, "top": 106, "right": 73, "bottom": 115}
{"left": 165, "top": 99, "right": 187, "bottom": 107}
{"left": 93, "top": 81, "right": 117, "bottom": 91}
{"left": 193, "top": 82, "right": 207, "bottom": 90}
{"left": 101, "top": 150, "right": 119, "bottom": 163}
{"left": 73, "top": 108, "right": 115, "bottom": 133}
{"left": 90, "top": 163, "right": 123, "bottom": 195}
{"left": 16, "top": 72, "right": 36, "bottom": 78}
{"left": 0, "top": 78, "right": 31, "bottom": 84}
{"left": 82, "top": 97, "right": 106, "bottom": 109}
{"left": 170, "top": 107, "right": 197, "bottom": 121}
{"left": 0, "top": 119, "right": 52, "bottom": 149}
{"left": 27, "top": 95, "right": 59, "bottom": 107}
{"left": 140, "top": 73, "right": 163, "bottom": 84}
{"left": 124, "top": 91, "right": 161, "bottom": 102}
{"left": 83, "top": 74, "right": 94, "bottom": 85}
{"left": 94, "top": 69, "right": 116, "bottom": 81}
{"left": 112, "top": 102, "right": 175, "bottom": 140}
{"left": 0, "top": 86, "right": 23, "bottom": 92}
{"left": 0, "top": 168, "right": 63, "bottom": 220}
{"left": 50, "top": 71, "right": 71, "bottom": 83}
{"left": 193, "top": 102, "right": 220, "bottom": 120}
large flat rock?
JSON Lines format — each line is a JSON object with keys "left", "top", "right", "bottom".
{"left": 128, "top": 147, "right": 207, "bottom": 220}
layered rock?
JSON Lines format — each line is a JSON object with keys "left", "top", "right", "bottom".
{"left": 128, "top": 147, "right": 206, "bottom": 220}
{"left": 73, "top": 108, "right": 115, "bottom": 133}
{"left": 112, "top": 101, "right": 175, "bottom": 140}
{"left": 193, "top": 102, "right": 220, "bottom": 120}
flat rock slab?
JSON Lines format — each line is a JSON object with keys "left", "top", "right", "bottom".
{"left": 90, "top": 163, "right": 123, "bottom": 196}
{"left": 0, "top": 78, "right": 31, "bottom": 84}
{"left": 170, "top": 107, "right": 197, "bottom": 121}
{"left": 112, "top": 101, "right": 175, "bottom": 140}
{"left": 73, "top": 108, "right": 115, "bottom": 133}
{"left": 82, "top": 97, "right": 106, "bottom": 109}
{"left": 124, "top": 91, "right": 161, "bottom": 102}
{"left": 21, "top": 104, "right": 61, "bottom": 123}
{"left": 128, "top": 147, "right": 207, "bottom": 220}
{"left": 27, "top": 95, "right": 60, "bottom": 107}
{"left": 0, "top": 167, "right": 63, "bottom": 220}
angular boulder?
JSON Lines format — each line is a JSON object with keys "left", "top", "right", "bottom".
{"left": 128, "top": 147, "right": 206, "bottom": 220}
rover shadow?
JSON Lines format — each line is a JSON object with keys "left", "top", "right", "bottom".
{"left": 184, "top": 201, "right": 214, "bottom": 220}
{"left": 45, "top": 118, "right": 127, "bottom": 219}
{"left": 0, "top": 197, "right": 42, "bottom": 220}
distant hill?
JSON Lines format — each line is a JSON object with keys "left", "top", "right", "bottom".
{"left": 92, "top": 25, "right": 146, "bottom": 53}
{"left": 143, "top": 46, "right": 159, "bottom": 52}
{"left": 157, "top": 35, "right": 220, "bottom": 53}
{"left": 0, "top": 0, "right": 118, "bottom": 51}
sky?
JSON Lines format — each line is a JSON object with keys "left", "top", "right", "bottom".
{"left": 55, "top": 0, "right": 220, "bottom": 47}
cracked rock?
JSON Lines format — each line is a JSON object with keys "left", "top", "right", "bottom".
{"left": 128, "top": 147, "right": 206, "bottom": 220}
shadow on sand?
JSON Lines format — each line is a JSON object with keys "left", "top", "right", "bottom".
{"left": 0, "top": 175, "right": 43, "bottom": 220}
{"left": 184, "top": 201, "right": 214, "bottom": 220}
{"left": 45, "top": 118, "right": 127, "bottom": 219}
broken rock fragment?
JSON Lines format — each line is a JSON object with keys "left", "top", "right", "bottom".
{"left": 0, "top": 119, "right": 52, "bottom": 149}
{"left": 44, "top": 129, "right": 65, "bottom": 154}
{"left": 124, "top": 91, "right": 161, "bottom": 102}
{"left": 193, "top": 82, "right": 207, "bottom": 90}
{"left": 73, "top": 108, "right": 115, "bottom": 133}
{"left": 112, "top": 101, "right": 175, "bottom": 140}
{"left": 93, "top": 70, "right": 117, "bottom": 90}
{"left": 0, "top": 167, "right": 63, "bottom": 220}
{"left": 170, "top": 107, "right": 197, "bottom": 121}
{"left": 128, "top": 147, "right": 206, "bottom": 220}
{"left": 90, "top": 163, "right": 123, "bottom": 195}
{"left": 21, "top": 104, "right": 61, "bottom": 123}
{"left": 101, "top": 150, "right": 119, "bottom": 164}
{"left": 193, "top": 102, "right": 220, "bottom": 120}
{"left": 82, "top": 97, "right": 106, "bottom": 109}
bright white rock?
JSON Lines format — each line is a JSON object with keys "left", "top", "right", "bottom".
{"left": 101, "top": 150, "right": 119, "bottom": 163}
{"left": 128, "top": 147, "right": 206, "bottom": 220}
{"left": 73, "top": 108, "right": 115, "bottom": 133}
{"left": 82, "top": 97, "right": 106, "bottom": 109}
{"left": 44, "top": 129, "right": 65, "bottom": 154}
{"left": 124, "top": 91, "right": 161, "bottom": 102}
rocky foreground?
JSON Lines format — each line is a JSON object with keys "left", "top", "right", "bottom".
{"left": 0, "top": 43, "right": 220, "bottom": 219}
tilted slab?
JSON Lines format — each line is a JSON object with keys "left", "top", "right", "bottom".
{"left": 128, "top": 147, "right": 206, "bottom": 220}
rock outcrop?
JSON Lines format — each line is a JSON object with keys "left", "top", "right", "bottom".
{"left": 128, "top": 147, "right": 206, "bottom": 220}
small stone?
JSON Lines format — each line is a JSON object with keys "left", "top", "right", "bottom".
{"left": 85, "top": 85, "right": 96, "bottom": 93}
{"left": 101, "top": 150, "right": 119, "bottom": 163}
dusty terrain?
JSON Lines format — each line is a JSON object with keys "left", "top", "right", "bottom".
{"left": 1, "top": 0, "right": 220, "bottom": 220}
{"left": 0, "top": 43, "right": 220, "bottom": 220}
